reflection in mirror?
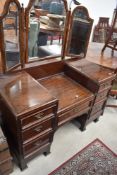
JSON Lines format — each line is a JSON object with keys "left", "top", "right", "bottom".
{"left": 27, "top": 0, "right": 66, "bottom": 61}
{"left": 67, "top": 7, "right": 93, "bottom": 57}
{"left": 3, "top": 2, "right": 20, "bottom": 69}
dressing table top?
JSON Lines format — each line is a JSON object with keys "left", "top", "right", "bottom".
{"left": 0, "top": 72, "right": 56, "bottom": 117}
{"left": 67, "top": 59, "right": 116, "bottom": 84}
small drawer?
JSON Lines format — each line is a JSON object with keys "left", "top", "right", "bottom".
{"left": 23, "top": 133, "right": 51, "bottom": 156}
{"left": 58, "top": 101, "right": 90, "bottom": 126}
{"left": 91, "top": 100, "right": 105, "bottom": 115}
{"left": 22, "top": 118, "right": 53, "bottom": 144}
{"left": 88, "top": 110, "right": 102, "bottom": 123}
{"left": 95, "top": 89, "right": 109, "bottom": 102}
{"left": 0, "top": 159, "right": 13, "bottom": 175}
{"left": 0, "top": 149, "right": 11, "bottom": 163}
{"left": 99, "top": 81, "right": 112, "bottom": 91}
{"left": 21, "top": 107, "right": 54, "bottom": 129}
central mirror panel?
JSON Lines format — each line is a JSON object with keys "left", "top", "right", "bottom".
{"left": 26, "top": 0, "right": 67, "bottom": 62}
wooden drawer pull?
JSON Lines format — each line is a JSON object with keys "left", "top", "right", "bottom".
{"left": 108, "top": 72, "right": 114, "bottom": 75}
{"left": 34, "top": 113, "right": 44, "bottom": 119}
{"left": 34, "top": 126, "right": 43, "bottom": 132}
{"left": 74, "top": 108, "right": 79, "bottom": 113}
{"left": 34, "top": 140, "right": 42, "bottom": 147}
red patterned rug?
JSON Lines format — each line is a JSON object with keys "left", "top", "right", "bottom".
{"left": 49, "top": 139, "right": 117, "bottom": 175}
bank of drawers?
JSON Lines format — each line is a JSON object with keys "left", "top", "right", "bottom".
{"left": 89, "top": 79, "right": 113, "bottom": 122}
{"left": 0, "top": 127, "right": 13, "bottom": 175}
{"left": 20, "top": 105, "right": 57, "bottom": 158}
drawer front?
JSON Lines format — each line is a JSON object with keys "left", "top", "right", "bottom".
{"left": 0, "top": 149, "right": 11, "bottom": 163}
{"left": 0, "top": 159, "right": 13, "bottom": 175}
{"left": 88, "top": 110, "right": 102, "bottom": 123}
{"left": 23, "top": 133, "right": 51, "bottom": 156}
{"left": 95, "top": 89, "right": 109, "bottom": 102}
{"left": 58, "top": 101, "right": 90, "bottom": 126}
{"left": 21, "top": 107, "right": 54, "bottom": 129}
{"left": 99, "top": 80, "right": 112, "bottom": 91}
{"left": 22, "top": 118, "right": 53, "bottom": 144}
{"left": 91, "top": 100, "right": 105, "bottom": 115}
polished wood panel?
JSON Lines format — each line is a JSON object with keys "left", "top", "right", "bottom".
{"left": 67, "top": 59, "right": 115, "bottom": 83}
{"left": 0, "top": 71, "right": 56, "bottom": 116}
{"left": 39, "top": 73, "right": 94, "bottom": 112}
{"left": 39, "top": 71, "right": 94, "bottom": 127}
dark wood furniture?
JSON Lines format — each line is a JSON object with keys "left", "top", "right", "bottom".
{"left": 0, "top": 126, "right": 13, "bottom": 175}
{"left": 102, "top": 8, "right": 117, "bottom": 56}
{"left": 106, "top": 77, "right": 117, "bottom": 108}
{"left": 66, "top": 59, "right": 116, "bottom": 130}
{"left": 0, "top": 63, "right": 94, "bottom": 170}
{"left": 0, "top": 0, "right": 117, "bottom": 172}
{"left": 92, "top": 17, "right": 110, "bottom": 43}
{"left": 0, "top": 71, "right": 58, "bottom": 170}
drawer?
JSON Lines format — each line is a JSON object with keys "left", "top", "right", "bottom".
{"left": 58, "top": 101, "right": 91, "bottom": 126}
{"left": 23, "top": 132, "right": 51, "bottom": 156}
{"left": 0, "top": 149, "right": 11, "bottom": 163}
{"left": 22, "top": 118, "right": 53, "bottom": 144}
{"left": 0, "top": 159, "right": 13, "bottom": 175}
{"left": 88, "top": 110, "right": 102, "bottom": 123}
{"left": 99, "top": 80, "right": 112, "bottom": 91}
{"left": 91, "top": 100, "right": 105, "bottom": 115}
{"left": 95, "top": 89, "right": 109, "bottom": 102}
{"left": 21, "top": 107, "right": 54, "bottom": 129}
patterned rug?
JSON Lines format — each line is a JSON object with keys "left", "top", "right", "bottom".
{"left": 49, "top": 139, "right": 117, "bottom": 175}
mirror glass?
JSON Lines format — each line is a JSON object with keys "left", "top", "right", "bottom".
{"left": 67, "top": 7, "right": 93, "bottom": 57}
{"left": 3, "top": 2, "right": 20, "bottom": 70}
{"left": 28, "top": 0, "right": 66, "bottom": 61}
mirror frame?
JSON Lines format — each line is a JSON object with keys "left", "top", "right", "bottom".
{"left": 25, "top": 0, "right": 68, "bottom": 63}
{"left": 65, "top": 5, "right": 93, "bottom": 58}
{"left": 0, "top": 0, "right": 25, "bottom": 73}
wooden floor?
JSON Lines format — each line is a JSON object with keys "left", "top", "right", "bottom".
{"left": 86, "top": 42, "right": 117, "bottom": 70}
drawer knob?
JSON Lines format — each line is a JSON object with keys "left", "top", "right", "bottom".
{"left": 108, "top": 72, "right": 114, "bottom": 75}
{"left": 35, "top": 113, "right": 44, "bottom": 119}
{"left": 75, "top": 95, "right": 79, "bottom": 98}
{"left": 34, "top": 140, "right": 42, "bottom": 147}
{"left": 34, "top": 125, "right": 43, "bottom": 132}
{"left": 74, "top": 108, "right": 79, "bottom": 113}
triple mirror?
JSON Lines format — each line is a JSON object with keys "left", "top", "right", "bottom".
{"left": 0, "top": 0, "right": 93, "bottom": 73}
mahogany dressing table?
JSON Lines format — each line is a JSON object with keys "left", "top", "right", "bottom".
{"left": 0, "top": 0, "right": 116, "bottom": 171}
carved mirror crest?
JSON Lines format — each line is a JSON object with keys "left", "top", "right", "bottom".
{"left": 66, "top": 6, "right": 93, "bottom": 58}
{"left": 25, "top": 0, "right": 68, "bottom": 62}
{"left": 0, "top": 0, "right": 24, "bottom": 73}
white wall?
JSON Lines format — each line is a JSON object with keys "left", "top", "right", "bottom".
{"left": 20, "top": 0, "right": 116, "bottom": 25}
{"left": 79, "top": 0, "right": 116, "bottom": 25}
